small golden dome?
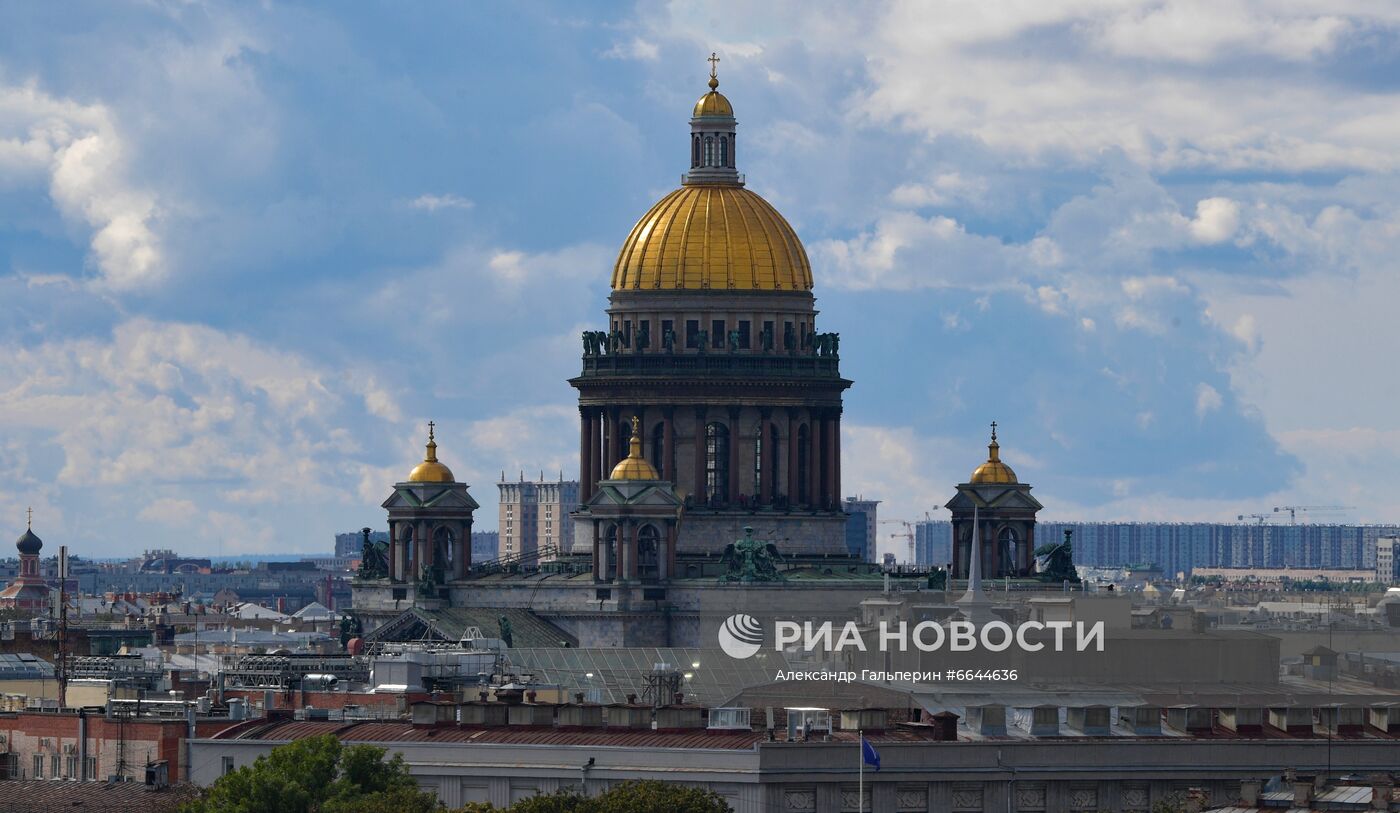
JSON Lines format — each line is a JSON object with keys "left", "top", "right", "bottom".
{"left": 693, "top": 88, "right": 733, "bottom": 117}
{"left": 612, "top": 185, "right": 813, "bottom": 291}
{"left": 407, "top": 422, "right": 456, "bottom": 483}
{"left": 694, "top": 53, "right": 734, "bottom": 117}
{"left": 970, "top": 423, "right": 1018, "bottom": 484}
{"left": 609, "top": 416, "right": 660, "bottom": 481}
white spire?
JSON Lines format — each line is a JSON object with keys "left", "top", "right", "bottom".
{"left": 956, "top": 503, "right": 994, "bottom": 623}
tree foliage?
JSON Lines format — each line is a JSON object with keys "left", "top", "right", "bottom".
{"left": 184, "top": 738, "right": 730, "bottom": 813}
{"left": 183, "top": 735, "right": 439, "bottom": 813}
{"left": 450, "top": 780, "right": 731, "bottom": 813}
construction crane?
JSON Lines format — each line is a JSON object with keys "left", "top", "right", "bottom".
{"left": 878, "top": 519, "right": 915, "bottom": 564}
{"left": 1237, "top": 514, "right": 1270, "bottom": 525}
{"left": 1272, "top": 505, "right": 1354, "bottom": 525}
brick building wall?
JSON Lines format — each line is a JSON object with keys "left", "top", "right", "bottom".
{"left": 0, "top": 711, "right": 226, "bottom": 782}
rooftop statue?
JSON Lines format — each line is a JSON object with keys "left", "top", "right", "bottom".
{"left": 720, "top": 526, "right": 786, "bottom": 583}
{"left": 357, "top": 527, "right": 389, "bottom": 580}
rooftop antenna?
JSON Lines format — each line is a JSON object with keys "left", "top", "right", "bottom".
{"left": 57, "top": 542, "right": 68, "bottom": 709}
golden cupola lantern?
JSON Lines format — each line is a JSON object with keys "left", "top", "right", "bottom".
{"left": 609, "top": 416, "right": 661, "bottom": 481}
{"left": 693, "top": 58, "right": 733, "bottom": 117}
{"left": 407, "top": 421, "right": 456, "bottom": 483}
{"left": 969, "top": 422, "right": 1018, "bottom": 485}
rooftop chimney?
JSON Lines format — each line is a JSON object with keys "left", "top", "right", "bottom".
{"left": 1239, "top": 779, "right": 1261, "bottom": 807}
{"left": 1293, "top": 779, "right": 1314, "bottom": 808}
{"left": 1372, "top": 775, "right": 1394, "bottom": 811}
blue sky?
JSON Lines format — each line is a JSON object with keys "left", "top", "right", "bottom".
{"left": 2, "top": 1, "right": 1399, "bottom": 557}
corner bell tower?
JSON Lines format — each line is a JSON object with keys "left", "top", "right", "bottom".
{"left": 946, "top": 424, "right": 1043, "bottom": 579}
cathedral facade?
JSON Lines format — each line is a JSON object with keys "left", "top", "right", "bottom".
{"left": 571, "top": 61, "right": 851, "bottom": 559}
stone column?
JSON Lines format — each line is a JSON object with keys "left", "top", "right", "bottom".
{"left": 817, "top": 411, "right": 828, "bottom": 506}
{"left": 990, "top": 523, "right": 1001, "bottom": 578}
{"left": 388, "top": 522, "right": 398, "bottom": 580}
{"left": 727, "top": 406, "right": 740, "bottom": 504}
{"left": 663, "top": 522, "right": 677, "bottom": 581}
{"left": 694, "top": 407, "right": 708, "bottom": 505}
{"left": 618, "top": 521, "right": 633, "bottom": 582}
{"left": 628, "top": 522, "right": 641, "bottom": 581}
{"left": 1023, "top": 525, "right": 1035, "bottom": 576}
{"left": 786, "top": 412, "right": 799, "bottom": 506}
{"left": 606, "top": 407, "right": 622, "bottom": 472}
{"left": 758, "top": 409, "right": 773, "bottom": 505}
{"left": 457, "top": 519, "right": 472, "bottom": 579}
{"left": 834, "top": 410, "right": 842, "bottom": 505}
{"left": 592, "top": 519, "right": 603, "bottom": 583}
{"left": 807, "top": 415, "right": 821, "bottom": 510}
{"left": 580, "top": 406, "right": 595, "bottom": 503}
{"left": 663, "top": 407, "right": 676, "bottom": 482}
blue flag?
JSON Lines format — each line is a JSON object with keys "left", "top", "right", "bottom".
{"left": 861, "top": 736, "right": 881, "bottom": 771}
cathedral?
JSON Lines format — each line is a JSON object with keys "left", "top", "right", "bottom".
{"left": 569, "top": 56, "right": 851, "bottom": 561}
{"left": 350, "top": 60, "right": 1042, "bottom": 646}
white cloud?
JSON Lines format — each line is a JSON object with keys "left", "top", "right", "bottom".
{"left": 890, "top": 172, "right": 986, "bottom": 207}
{"left": 0, "top": 83, "right": 164, "bottom": 288}
{"left": 0, "top": 319, "right": 396, "bottom": 494}
{"left": 1195, "top": 383, "right": 1223, "bottom": 418}
{"left": 813, "top": 211, "right": 1022, "bottom": 291}
{"left": 408, "top": 193, "right": 473, "bottom": 212}
{"left": 1092, "top": 4, "right": 1350, "bottom": 64}
{"left": 603, "top": 37, "right": 660, "bottom": 61}
{"left": 1229, "top": 313, "right": 1259, "bottom": 352}
{"left": 137, "top": 498, "right": 199, "bottom": 526}
{"left": 799, "top": 2, "right": 1400, "bottom": 171}
{"left": 1188, "top": 197, "right": 1241, "bottom": 244}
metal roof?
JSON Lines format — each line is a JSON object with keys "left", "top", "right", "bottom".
{"left": 216, "top": 717, "right": 938, "bottom": 749}
{"left": 0, "top": 653, "right": 55, "bottom": 680}
{"left": 505, "top": 647, "right": 792, "bottom": 706}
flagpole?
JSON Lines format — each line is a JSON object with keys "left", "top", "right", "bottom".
{"left": 858, "top": 728, "right": 864, "bottom": 813}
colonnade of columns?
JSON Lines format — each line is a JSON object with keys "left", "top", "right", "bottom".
{"left": 578, "top": 405, "right": 842, "bottom": 509}
{"left": 387, "top": 519, "right": 471, "bottom": 582}
{"left": 951, "top": 521, "right": 1037, "bottom": 579}
{"left": 590, "top": 518, "right": 679, "bottom": 584}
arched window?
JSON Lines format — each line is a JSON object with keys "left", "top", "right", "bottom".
{"left": 692, "top": 135, "right": 700, "bottom": 168}
{"left": 729, "top": 133, "right": 736, "bottom": 167}
{"left": 603, "top": 524, "right": 618, "bottom": 581}
{"left": 704, "top": 137, "right": 714, "bottom": 167}
{"left": 650, "top": 422, "right": 665, "bottom": 477}
{"left": 797, "top": 424, "right": 810, "bottom": 504}
{"left": 399, "top": 523, "right": 414, "bottom": 577}
{"left": 432, "top": 526, "right": 454, "bottom": 575}
{"left": 637, "top": 524, "right": 660, "bottom": 581}
{"left": 720, "top": 136, "right": 729, "bottom": 167}
{"left": 705, "top": 422, "right": 730, "bottom": 504}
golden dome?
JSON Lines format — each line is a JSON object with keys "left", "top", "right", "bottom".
{"left": 407, "top": 422, "right": 455, "bottom": 483}
{"left": 970, "top": 424, "right": 1018, "bottom": 485}
{"left": 612, "top": 185, "right": 813, "bottom": 291}
{"left": 609, "top": 416, "right": 660, "bottom": 481}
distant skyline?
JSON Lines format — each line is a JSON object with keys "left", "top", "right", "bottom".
{"left": 2, "top": 2, "right": 1400, "bottom": 556}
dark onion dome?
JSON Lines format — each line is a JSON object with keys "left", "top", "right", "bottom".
{"left": 15, "top": 527, "right": 42, "bottom": 555}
